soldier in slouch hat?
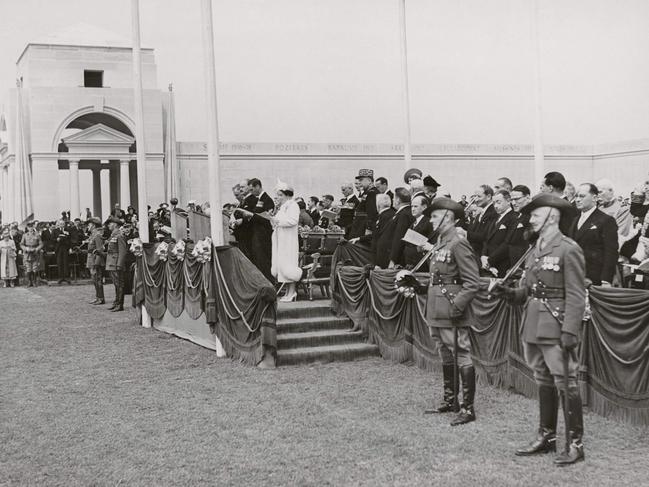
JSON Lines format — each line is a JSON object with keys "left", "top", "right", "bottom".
{"left": 494, "top": 193, "right": 586, "bottom": 466}
{"left": 105, "top": 216, "right": 127, "bottom": 312}
{"left": 420, "top": 198, "right": 481, "bottom": 426}
{"left": 86, "top": 217, "right": 106, "bottom": 305}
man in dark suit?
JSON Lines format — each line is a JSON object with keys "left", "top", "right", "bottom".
{"left": 569, "top": 183, "right": 619, "bottom": 286}
{"left": 317, "top": 194, "right": 335, "bottom": 229}
{"left": 540, "top": 171, "right": 578, "bottom": 235}
{"left": 51, "top": 220, "right": 72, "bottom": 284}
{"left": 388, "top": 187, "right": 414, "bottom": 268}
{"left": 509, "top": 184, "right": 533, "bottom": 267}
{"left": 338, "top": 184, "right": 358, "bottom": 237}
{"left": 467, "top": 184, "right": 498, "bottom": 256}
{"left": 349, "top": 169, "right": 379, "bottom": 239}
{"left": 403, "top": 195, "right": 433, "bottom": 268}
{"left": 235, "top": 178, "right": 275, "bottom": 282}
{"left": 375, "top": 177, "right": 393, "bottom": 205}
{"left": 306, "top": 196, "right": 321, "bottom": 227}
{"left": 352, "top": 194, "right": 395, "bottom": 268}
{"left": 481, "top": 189, "right": 518, "bottom": 277}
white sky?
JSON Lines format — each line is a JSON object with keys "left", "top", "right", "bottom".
{"left": 1, "top": 0, "right": 648, "bottom": 145}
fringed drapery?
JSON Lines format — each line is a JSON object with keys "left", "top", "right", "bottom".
{"left": 332, "top": 264, "right": 649, "bottom": 425}
{"left": 135, "top": 243, "right": 278, "bottom": 366}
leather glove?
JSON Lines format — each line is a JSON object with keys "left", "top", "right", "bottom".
{"left": 490, "top": 282, "right": 515, "bottom": 300}
{"left": 449, "top": 305, "right": 463, "bottom": 319}
{"left": 560, "top": 332, "right": 578, "bottom": 351}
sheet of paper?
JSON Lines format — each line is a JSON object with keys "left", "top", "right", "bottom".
{"left": 401, "top": 229, "right": 429, "bottom": 246}
{"left": 321, "top": 209, "right": 338, "bottom": 220}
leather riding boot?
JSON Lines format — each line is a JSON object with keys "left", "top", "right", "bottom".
{"left": 451, "top": 365, "right": 476, "bottom": 426}
{"left": 425, "top": 364, "right": 459, "bottom": 414}
{"left": 27, "top": 272, "right": 34, "bottom": 287}
{"left": 555, "top": 387, "right": 585, "bottom": 466}
{"left": 516, "top": 385, "right": 558, "bottom": 456}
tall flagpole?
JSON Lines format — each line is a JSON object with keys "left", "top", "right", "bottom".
{"left": 531, "top": 0, "right": 545, "bottom": 190}
{"left": 398, "top": 0, "right": 412, "bottom": 170}
{"left": 131, "top": 0, "right": 151, "bottom": 328}
{"left": 201, "top": 0, "right": 226, "bottom": 357}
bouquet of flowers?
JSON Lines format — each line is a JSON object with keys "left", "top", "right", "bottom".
{"left": 394, "top": 270, "right": 423, "bottom": 299}
{"left": 170, "top": 240, "right": 186, "bottom": 261}
{"left": 129, "top": 238, "right": 143, "bottom": 257}
{"left": 298, "top": 225, "right": 312, "bottom": 238}
{"left": 155, "top": 241, "right": 169, "bottom": 261}
{"left": 192, "top": 236, "right": 212, "bottom": 263}
{"left": 327, "top": 224, "right": 344, "bottom": 234}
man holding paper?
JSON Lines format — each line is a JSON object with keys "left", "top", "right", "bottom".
{"left": 403, "top": 195, "right": 433, "bottom": 268}
{"left": 388, "top": 188, "right": 414, "bottom": 268}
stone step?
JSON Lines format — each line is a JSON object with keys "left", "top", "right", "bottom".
{"left": 276, "top": 316, "right": 352, "bottom": 334}
{"left": 276, "top": 301, "right": 334, "bottom": 320}
{"left": 276, "top": 343, "right": 380, "bottom": 366}
{"left": 277, "top": 329, "right": 365, "bottom": 349}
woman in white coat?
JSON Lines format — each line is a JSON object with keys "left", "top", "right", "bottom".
{"left": 0, "top": 229, "right": 18, "bottom": 287}
{"left": 271, "top": 182, "right": 302, "bottom": 302}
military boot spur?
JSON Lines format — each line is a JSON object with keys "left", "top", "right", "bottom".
{"left": 515, "top": 428, "right": 557, "bottom": 456}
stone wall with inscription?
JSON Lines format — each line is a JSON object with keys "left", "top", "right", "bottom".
{"left": 175, "top": 141, "right": 649, "bottom": 206}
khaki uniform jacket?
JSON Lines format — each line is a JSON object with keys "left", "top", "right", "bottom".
{"left": 86, "top": 229, "right": 106, "bottom": 268}
{"left": 425, "top": 227, "right": 481, "bottom": 328}
{"left": 510, "top": 231, "right": 586, "bottom": 344}
{"left": 20, "top": 232, "right": 43, "bottom": 261}
{"left": 105, "top": 229, "right": 127, "bottom": 272}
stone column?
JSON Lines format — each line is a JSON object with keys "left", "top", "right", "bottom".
{"left": 0, "top": 166, "right": 5, "bottom": 220}
{"left": 31, "top": 156, "right": 61, "bottom": 221}
{"left": 92, "top": 167, "right": 102, "bottom": 218}
{"left": 68, "top": 159, "right": 81, "bottom": 219}
{"left": 6, "top": 162, "right": 15, "bottom": 222}
{"left": 100, "top": 161, "right": 111, "bottom": 221}
{"left": 109, "top": 161, "right": 119, "bottom": 212}
{"left": 120, "top": 159, "right": 131, "bottom": 209}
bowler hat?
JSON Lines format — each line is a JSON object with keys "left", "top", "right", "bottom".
{"left": 521, "top": 193, "right": 572, "bottom": 216}
{"left": 355, "top": 169, "right": 374, "bottom": 180}
{"left": 403, "top": 168, "right": 423, "bottom": 184}
{"left": 424, "top": 197, "right": 465, "bottom": 221}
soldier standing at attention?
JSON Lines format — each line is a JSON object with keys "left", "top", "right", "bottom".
{"left": 20, "top": 221, "right": 43, "bottom": 287}
{"left": 420, "top": 198, "right": 481, "bottom": 426}
{"left": 86, "top": 218, "right": 106, "bottom": 305}
{"left": 105, "top": 217, "right": 127, "bottom": 312}
{"left": 494, "top": 193, "right": 586, "bottom": 466}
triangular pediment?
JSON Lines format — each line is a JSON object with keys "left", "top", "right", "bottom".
{"left": 62, "top": 123, "right": 134, "bottom": 146}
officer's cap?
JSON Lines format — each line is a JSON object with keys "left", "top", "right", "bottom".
{"left": 423, "top": 197, "right": 465, "bottom": 221}
{"left": 521, "top": 193, "right": 572, "bottom": 216}
{"left": 403, "top": 167, "right": 423, "bottom": 184}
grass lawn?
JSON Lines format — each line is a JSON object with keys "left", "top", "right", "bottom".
{"left": 1, "top": 285, "right": 648, "bottom": 486}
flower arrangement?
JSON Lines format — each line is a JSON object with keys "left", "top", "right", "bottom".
{"left": 394, "top": 270, "right": 420, "bottom": 299}
{"left": 155, "top": 241, "right": 169, "bottom": 261}
{"left": 192, "top": 236, "right": 212, "bottom": 263}
{"left": 170, "top": 240, "right": 186, "bottom": 261}
{"left": 129, "top": 238, "right": 143, "bottom": 257}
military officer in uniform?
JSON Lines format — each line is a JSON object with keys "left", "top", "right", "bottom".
{"left": 494, "top": 193, "right": 586, "bottom": 466}
{"left": 105, "top": 217, "right": 128, "bottom": 312}
{"left": 20, "top": 221, "right": 43, "bottom": 287}
{"left": 349, "top": 169, "right": 379, "bottom": 239}
{"left": 86, "top": 217, "right": 106, "bottom": 305}
{"left": 419, "top": 198, "right": 481, "bottom": 426}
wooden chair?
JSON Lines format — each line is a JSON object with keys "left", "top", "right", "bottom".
{"left": 298, "top": 253, "right": 331, "bottom": 300}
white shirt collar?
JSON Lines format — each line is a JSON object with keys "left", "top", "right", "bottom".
{"left": 578, "top": 206, "right": 597, "bottom": 228}
{"left": 496, "top": 207, "right": 512, "bottom": 223}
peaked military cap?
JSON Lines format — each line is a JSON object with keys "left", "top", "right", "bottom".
{"left": 423, "top": 175, "right": 441, "bottom": 188}
{"left": 355, "top": 168, "right": 374, "bottom": 180}
{"left": 87, "top": 217, "right": 102, "bottom": 226}
{"left": 403, "top": 167, "right": 423, "bottom": 184}
{"left": 521, "top": 193, "right": 573, "bottom": 215}
{"left": 424, "top": 197, "right": 465, "bottom": 220}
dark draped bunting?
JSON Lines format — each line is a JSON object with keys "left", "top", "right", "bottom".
{"left": 165, "top": 254, "right": 184, "bottom": 318}
{"left": 140, "top": 244, "right": 166, "bottom": 320}
{"left": 183, "top": 252, "right": 204, "bottom": 320}
{"left": 135, "top": 243, "right": 277, "bottom": 367}
{"left": 332, "top": 264, "right": 649, "bottom": 425}
{"left": 209, "top": 246, "right": 277, "bottom": 366}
